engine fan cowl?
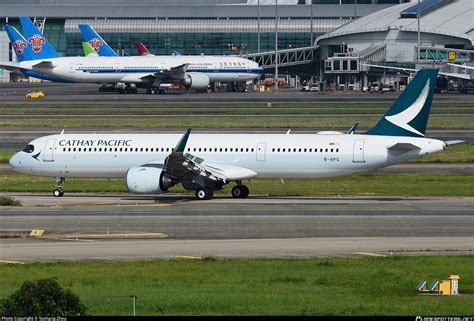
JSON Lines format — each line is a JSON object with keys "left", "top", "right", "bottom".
{"left": 183, "top": 72, "right": 210, "bottom": 90}
{"left": 126, "top": 167, "right": 172, "bottom": 193}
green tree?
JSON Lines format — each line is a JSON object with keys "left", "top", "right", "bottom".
{"left": 0, "top": 277, "right": 86, "bottom": 316}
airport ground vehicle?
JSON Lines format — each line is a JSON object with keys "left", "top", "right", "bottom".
{"left": 25, "top": 90, "right": 45, "bottom": 99}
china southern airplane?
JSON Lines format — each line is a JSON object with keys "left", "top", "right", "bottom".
{"left": 9, "top": 69, "right": 462, "bottom": 200}
{"left": 0, "top": 17, "right": 263, "bottom": 93}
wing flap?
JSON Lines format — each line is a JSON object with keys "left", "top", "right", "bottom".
{"left": 203, "top": 163, "right": 258, "bottom": 181}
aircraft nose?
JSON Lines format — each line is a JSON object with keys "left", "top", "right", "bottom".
{"left": 9, "top": 152, "right": 22, "bottom": 169}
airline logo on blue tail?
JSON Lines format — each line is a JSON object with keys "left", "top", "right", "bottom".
{"left": 19, "top": 16, "right": 60, "bottom": 60}
{"left": 13, "top": 39, "right": 27, "bottom": 55}
{"left": 27, "top": 34, "right": 46, "bottom": 53}
{"left": 79, "top": 24, "right": 117, "bottom": 57}
{"left": 88, "top": 38, "right": 104, "bottom": 53}
{"left": 366, "top": 69, "right": 438, "bottom": 137}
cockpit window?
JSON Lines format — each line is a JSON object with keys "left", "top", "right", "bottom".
{"left": 23, "top": 144, "right": 35, "bottom": 153}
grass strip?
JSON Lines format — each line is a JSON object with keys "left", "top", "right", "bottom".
{"left": 0, "top": 256, "right": 472, "bottom": 315}
{"left": 1, "top": 172, "right": 473, "bottom": 196}
{"left": 0, "top": 103, "right": 472, "bottom": 116}
{"left": 1, "top": 115, "right": 473, "bottom": 129}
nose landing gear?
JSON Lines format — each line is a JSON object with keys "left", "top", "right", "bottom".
{"left": 53, "top": 177, "right": 65, "bottom": 197}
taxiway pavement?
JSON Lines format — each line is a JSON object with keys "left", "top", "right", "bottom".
{"left": 0, "top": 195, "right": 472, "bottom": 261}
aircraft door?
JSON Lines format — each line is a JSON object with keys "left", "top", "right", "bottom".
{"left": 69, "top": 63, "right": 75, "bottom": 73}
{"left": 352, "top": 139, "right": 365, "bottom": 163}
{"left": 256, "top": 143, "right": 266, "bottom": 162}
{"left": 43, "top": 139, "right": 55, "bottom": 162}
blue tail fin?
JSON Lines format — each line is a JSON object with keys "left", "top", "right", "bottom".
{"left": 4, "top": 25, "right": 29, "bottom": 62}
{"left": 78, "top": 24, "right": 117, "bottom": 57}
{"left": 19, "top": 16, "right": 60, "bottom": 60}
{"left": 365, "top": 69, "right": 438, "bottom": 137}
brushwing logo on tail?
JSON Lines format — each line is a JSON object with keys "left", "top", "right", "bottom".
{"left": 27, "top": 34, "right": 45, "bottom": 53}
{"left": 13, "top": 40, "right": 27, "bottom": 55}
{"left": 88, "top": 38, "right": 104, "bottom": 53}
{"left": 384, "top": 79, "right": 430, "bottom": 137}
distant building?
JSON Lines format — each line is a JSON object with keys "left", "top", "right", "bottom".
{"left": 1, "top": 0, "right": 408, "bottom": 82}
{"left": 316, "top": 0, "right": 474, "bottom": 90}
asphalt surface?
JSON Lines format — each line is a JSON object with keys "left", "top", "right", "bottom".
{"left": 1, "top": 128, "right": 473, "bottom": 151}
{"left": 1, "top": 83, "right": 473, "bottom": 103}
{"left": 1, "top": 237, "right": 471, "bottom": 261}
{"left": 0, "top": 194, "right": 472, "bottom": 261}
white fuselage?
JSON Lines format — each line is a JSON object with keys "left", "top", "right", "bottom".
{"left": 9, "top": 132, "right": 445, "bottom": 179}
{"left": 18, "top": 55, "right": 263, "bottom": 84}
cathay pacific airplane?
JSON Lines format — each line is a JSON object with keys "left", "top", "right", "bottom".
{"left": 0, "top": 17, "right": 263, "bottom": 93}
{"left": 9, "top": 69, "right": 463, "bottom": 200}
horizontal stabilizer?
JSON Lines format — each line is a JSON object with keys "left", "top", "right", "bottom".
{"left": 387, "top": 143, "right": 421, "bottom": 155}
{"left": 0, "top": 61, "right": 25, "bottom": 71}
{"left": 446, "top": 140, "right": 465, "bottom": 146}
{"left": 32, "top": 61, "right": 55, "bottom": 69}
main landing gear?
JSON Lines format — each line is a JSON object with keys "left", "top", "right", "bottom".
{"left": 231, "top": 181, "right": 249, "bottom": 198}
{"left": 195, "top": 187, "right": 213, "bottom": 200}
{"left": 194, "top": 183, "right": 250, "bottom": 200}
{"left": 53, "top": 177, "right": 65, "bottom": 197}
{"left": 231, "top": 184, "right": 249, "bottom": 199}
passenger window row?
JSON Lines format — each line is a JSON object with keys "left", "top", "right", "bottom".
{"left": 187, "top": 147, "right": 255, "bottom": 153}
{"left": 62, "top": 147, "right": 174, "bottom": 153}
{"left": 271, "top": 147, "right": 340, "bottom": 153}
{"left": 61, "top": 147, "right": 256, "bottom": 153}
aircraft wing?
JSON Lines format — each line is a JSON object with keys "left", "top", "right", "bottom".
{"left": 202, "top": 163, "right": 257, "bottom": 181}
{"left": 0, "top": 61, "right": 26, "bottom": 72}
{"left": 387, "top": 143, "right": 421, "bottom": 155}
{"left": 155, "top": 63, "right": 188, "bottom": 79}
{"left": 32, "top": 61, "right": 56, "bottom": 69}
{"left": 447, "top": 63, "right": 474, "bottom": 71}
{"left": 161, "top": 129, "right": 257, "bottom": 184}
{"left": 361, "top": 63, "right": 473, "bottom": 81}
{"left": 438, "top": 72, "right": 472, "bottom": 81}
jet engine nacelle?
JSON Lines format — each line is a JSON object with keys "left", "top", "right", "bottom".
{"left": 126, "top": 167, "right": 174, "bottom": 193}
{"left": 183, "top": 72, "right": 210, "bottom": 90}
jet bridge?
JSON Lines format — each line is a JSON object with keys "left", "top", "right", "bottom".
{"left": 241, "top": 45, "right": 319, "bottom": 69}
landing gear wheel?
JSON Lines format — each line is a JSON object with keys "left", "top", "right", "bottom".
{"left": 195, "top": 188, "right": 213, "bottom": 200}
{"left": 231, "top": 185, "right": 249, "bottom": 198}
{"left": 53, "top": 189, "right": 64, "bottom": 197}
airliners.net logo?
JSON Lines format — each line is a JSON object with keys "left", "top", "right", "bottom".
{"left": 416, "top": 317, "right": 474, "bottom": 321}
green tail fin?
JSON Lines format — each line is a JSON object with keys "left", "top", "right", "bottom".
{"left": 82, "top": 42, "right": 97, "bottom": 57}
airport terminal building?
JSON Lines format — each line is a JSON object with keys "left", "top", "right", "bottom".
{"left": 1, "top": 0, "right": 473, "bottom": 87}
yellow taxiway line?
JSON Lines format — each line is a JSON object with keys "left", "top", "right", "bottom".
{"left": 174, "top": 255, "right": 203, "bottom": 260}
{"left": 0, "top": 259, "right": 25, "bottom": 264}
{"left": 352, "top": 252, "right": 387, "bottom": 257}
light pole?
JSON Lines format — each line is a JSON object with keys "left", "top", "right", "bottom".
{"left": 310, "top": 0, "right": 313, "bottom": 46}
{"left": 354, "top": 0, "right": 357, "bottom": 20}
{"left": 130, "top": 295, "right": 137, "bottom": 316}
{"left": 258, "top": 0, "right": 261, "bottom": 52}
{"left": 275, "top": 0, "right": 279, "bottom": 93}
{"left": 417, "top": 0, "right": 420, "bottom": 63}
